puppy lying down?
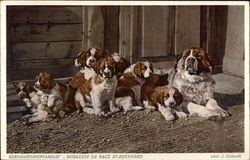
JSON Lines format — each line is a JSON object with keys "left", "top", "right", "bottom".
{"left": 141, "top": 74, "right": 187, "bottom": 121}
{"left": 13, "top": 82, "right": 55, "bottom": 123}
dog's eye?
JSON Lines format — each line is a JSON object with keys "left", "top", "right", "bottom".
{"left": 164, "top": 94, "right": 169, "bottom": 98}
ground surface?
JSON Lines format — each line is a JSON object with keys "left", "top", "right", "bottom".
{"left": 7, "top": 104, "right": 244, "bottom": 153}
{"left": 7, "top": 74, "right": 245, "bottom": 153}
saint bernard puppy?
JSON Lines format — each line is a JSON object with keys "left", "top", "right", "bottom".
{"left": 111, "top": 52, "right": 130, "bottom": 78}
{"left": 74, "top": 57, "right": 118, "bottom": 116}
{"left": 74, "top": 48, "right": 105, "bottom": 70}
{"left": 114, "top": 61, "right": 153, "bottom": 112}
{"left": 141, "top": 73, "right": 169, "bottom": 111}
{"left": 141, "top": 84, "right": 186, "bottom": 121}
{"left": 13, "top": 82, "right": 41, "bottom": 113}
{"left": 168, "top": 47, "right": 229, "bottom": 119}
{"left": 13, "top": 82, "right": 57, "bottom": 123}
{"left": 34, "top": 73, "right": 77, "bottom": 116}
{"left": 71, "top": 48, "right": 106, "bottom": 89}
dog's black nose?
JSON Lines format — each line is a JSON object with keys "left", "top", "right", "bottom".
{"left": 169, "top": 102, "right": 176, "bottom": 108}
{"left": 187, "top": 57, "right": 195, "bottom": 64}
{"left": 103, "top": 72, "right": 111, "bottom": 77}
{"left": 89, "top": 59, "right": 96, "bottom": 63}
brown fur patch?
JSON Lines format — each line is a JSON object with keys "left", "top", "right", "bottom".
{"left": 115, "top": 57, "right": 130, "bottom": 76}
{"left": 69, "top": 72, "right": 87, "bottom": 89}
{"left": 35, "top": 73, "right": 56, "bottom": 94}
{"left": 117, "top": 73, "right": 140, "bottom": 88}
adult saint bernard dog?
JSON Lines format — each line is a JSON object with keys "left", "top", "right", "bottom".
{"left": 168, "top": 47, "right": 229, "bottom": 119}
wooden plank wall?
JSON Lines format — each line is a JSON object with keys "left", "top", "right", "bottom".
{"left": 175, "top": 6, "right": 201, "bottom": 55}
{"left": 142, "top": 6, "right": 175, "bottom": 58}
{"left": 7, "top": 6, "right": 83, "bottom": 81}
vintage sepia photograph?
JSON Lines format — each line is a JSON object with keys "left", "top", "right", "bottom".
{"left": 1, "top": 1, "right": 249, "bottom": 160}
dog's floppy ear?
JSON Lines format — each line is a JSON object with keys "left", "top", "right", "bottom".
{"left": 174, "top": 90, "right": 183, "bottom": 105}
{"left": 79, "top": 51, "right": 88, "bottom": 67}
{"left": 94, "top": 57, "right": 103, "bottom": 74}
{"left": 134, "top": 63, "right": 143, "bottom": 78}
{"left": 205, "top": 53, "right": 214, "bottom": 68}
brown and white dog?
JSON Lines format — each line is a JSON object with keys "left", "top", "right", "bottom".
{"left": 111, "top": 52, "right": 130, "bottom": 78}
{"left": 13, "top": 82, "right": 55, "bottom": 123}
{"left": 141, "top": 74, "right": 187, "bottom": 121}
{"left": 75, "top": 48, "right": 105, "bottom": 70}
{"left": 74, "top": 57, "right": 118, "bottom": 116}
{"left": 13, "top": 82, "right": 41, "bottom": 113}
{"left": 34, "top": 73, "right": 77, "bottom": 116}
{"left": 71, "top": 48, "right": 106, "bottom": 89}
{"left": 114, "top": 61, "right": 153, "bottom": 112}
{"left": 141, "top": 73, "right": 169, "bottom": 110}
{"left": 167, "top": 47, "right": 229, "bottom": 119}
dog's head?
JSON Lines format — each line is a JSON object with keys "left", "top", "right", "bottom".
{"left": 13, "top": 82, "right": 33, "bottom": 100}
{"left": 111, "top": 53, "right": 130, "bottom": 76}
{"left": 163, "top": 86, "right": 183, "bottom": 109}
{"left": 153, "top": 86, "right": 183, "bottom": 110}
{"left": 175, "top": 47, "right": 213, "bottom": 75}
{"left": 34, "top": 73, "right": 56, "bottom": 94}
{"left": 133, "top": 61, "right": 153, "bottom": 79}
{"left": 74, "top": 48, "right": 105, "bottom": 68}
{"left": 95, "top": 57, "right": 117, "bottom": 80}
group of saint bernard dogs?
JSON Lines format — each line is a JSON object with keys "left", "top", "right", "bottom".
{"left": 13, "top": 47, "right": 230, "bottom": 124}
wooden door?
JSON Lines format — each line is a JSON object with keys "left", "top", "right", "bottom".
{"left": 141, "top": 6, "right": 175, "bottom": 59}
{"left": 200, "top": 6, "right": 228, "bottom": 67}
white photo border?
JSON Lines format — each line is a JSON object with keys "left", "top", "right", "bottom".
{"left": 1, "top": 1, "right": 249, "bottom": 160}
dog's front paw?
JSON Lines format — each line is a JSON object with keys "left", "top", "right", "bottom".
{"left": 110, "top": 105, "right": 120, "bottom": 113}
{"left": 41, "top": 95, "right": 49, "bottom": 105}
{"left": 163, "top": 113, "right": 175, "bottom": 121}
{"left": 23, "top": 98, "right": 32, "bottom": 108}
{"left": 21, "top": 114, "right": 32, "bottom": 121}
{"left": 95, "top": 111, "right": 107, "bottom": 117}
{"left": 176, "top": 111, "right": 188, "bottom": 119}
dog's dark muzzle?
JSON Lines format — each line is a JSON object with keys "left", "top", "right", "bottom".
{"left": 169, "top": 102, "right": 177, "bottom": 109}
{"left": 103, "top": 72, "right": 112, "bottom": 79}
{"left": 18, "top": 92, "right": 27, "bottom": 100}
{"left": 186, "top": 57, "right": 197, "bottom": 73}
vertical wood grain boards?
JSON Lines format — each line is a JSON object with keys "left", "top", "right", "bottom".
{"left": 142, "top": 6, "right": 174, "bottom": 57}
{"left": 175, "top": 6, "right": 200, "bottom": 55}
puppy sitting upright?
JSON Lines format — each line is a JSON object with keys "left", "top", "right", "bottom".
{"left": 74, "top": 56, "right": 118, "bottom": 116}
{"left": 71, "top": 48, "right": 106, "bottom": 88}
{"left": 114, "top": 61, "right": 153, "bottom": 112}
{"left": 34, "top": 73, "right": 77, "bottom": 115}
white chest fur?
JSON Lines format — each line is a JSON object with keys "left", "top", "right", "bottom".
{"left": 80, "top": 67, "right": 96, "bottom": 80}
